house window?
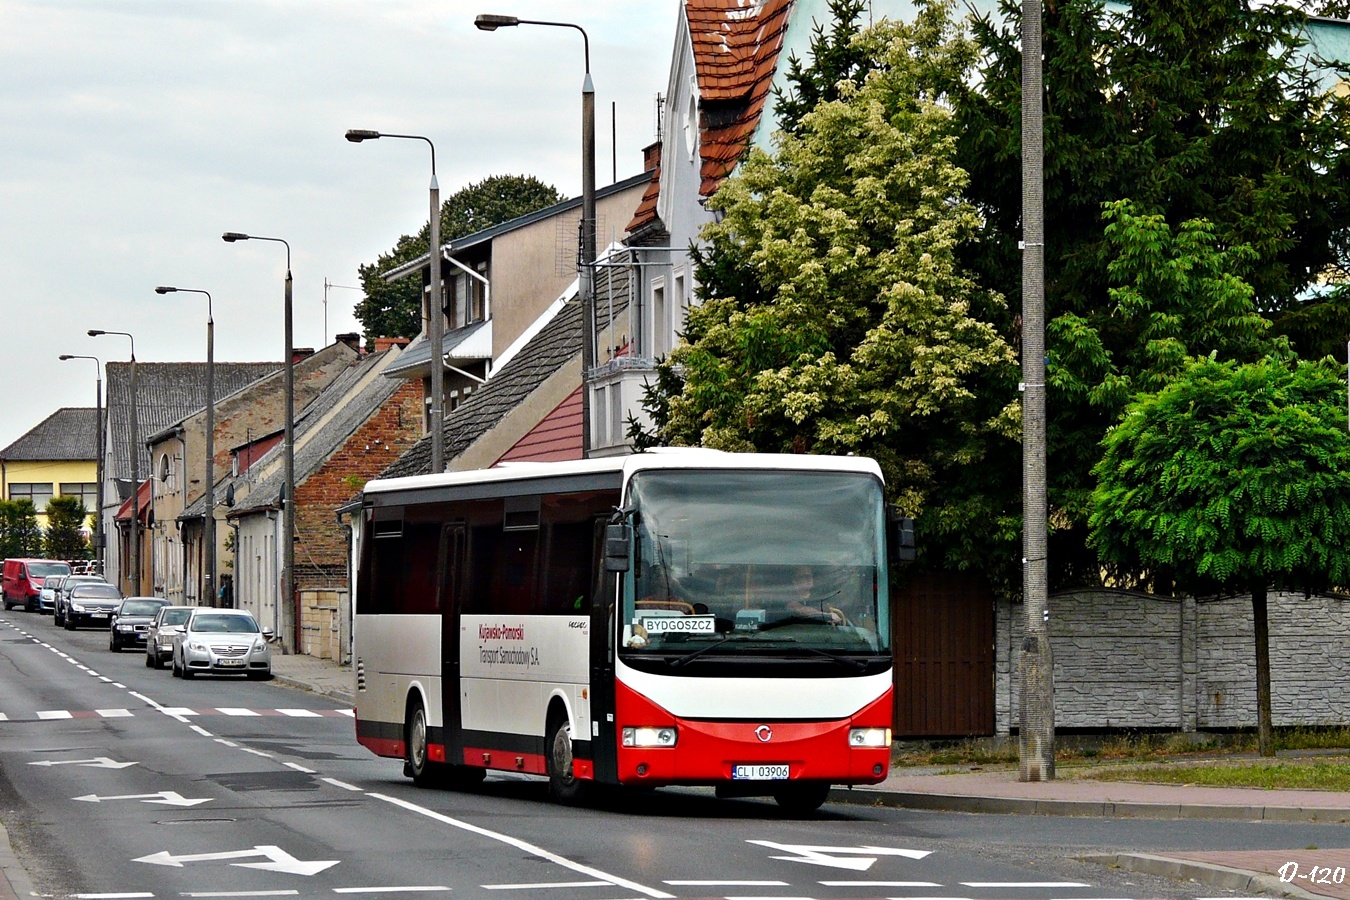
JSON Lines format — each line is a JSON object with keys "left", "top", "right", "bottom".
{"left": 651, "top": 276, "right": 669, "bottom": 357}
{"left": 9, "top": 483, "right": 53, "bottom": 512}
{"left": 59, "top": 483, "right": 97, "bottom": 510}
{"left": 674, "top": 269, "right": 689, "bottom": 338}
{"left": 610, "top": 382, "right": 624, "bottom": 447}
{"left": 593, "top": 385, "right": 608, "bottom": 447}
{"left": 472, "top": 263, "right": 488, "bottom": 323}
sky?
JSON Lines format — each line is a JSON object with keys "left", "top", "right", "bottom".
{"left": 0, "top": 1, "right": 679, "bottom": 452}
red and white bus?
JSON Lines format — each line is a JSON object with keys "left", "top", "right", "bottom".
{"left": 350, "top": 449, "right": 902, "bottom": 812}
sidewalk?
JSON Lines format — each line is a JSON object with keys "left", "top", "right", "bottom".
{"left": 268, "top": 655, "right": 1350, "bottom": 900}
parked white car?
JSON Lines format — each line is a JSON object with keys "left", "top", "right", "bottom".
{"left": 172, "top": 609, "right": 273, "bottom": 680}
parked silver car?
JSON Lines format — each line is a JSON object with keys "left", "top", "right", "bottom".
{"left": 145, "top": 605, "right": 194, "bottom": 669}
{"left": 38, "top": 574, "right": 67, "bottom": 614}
{"left": 172, "top": 609, "right": 272, "bottom": 680}
{"left": 63, "top": 582, "right": 123, "bottom": 630}
{"left": 109, "top": 597, "right": 170, "bottom": 652}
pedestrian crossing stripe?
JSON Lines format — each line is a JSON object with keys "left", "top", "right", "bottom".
{"left": 5, "top": 707, "right": 353, "bottom": 721}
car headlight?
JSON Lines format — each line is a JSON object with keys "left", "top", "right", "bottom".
{"left": 116, "top": 624, "right": 134, "bottom": 632}
{"left": 622, "top": 726, "right": 677, "bottom": 748}
{"left": 848, "top": 727, "right": 891, "bottom": 748}
{"left": 188, "top": 640, "right": 207, "bottom": 652}
{"left": 71, "top": 603, "right": 87, "bottom": 612}
{"left": 252, "top": 638, "right": 267, "bottom": 654}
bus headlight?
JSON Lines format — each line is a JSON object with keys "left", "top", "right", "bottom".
{"left": 622, "top": 726, "right": 677, "bottom": 748}
{"left": 849, "top": 727, "right": 891, "bottom": 748}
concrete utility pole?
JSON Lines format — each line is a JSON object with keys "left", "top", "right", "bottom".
{"left": 1018, "top": 0, "right": 1055, "bottom": 782}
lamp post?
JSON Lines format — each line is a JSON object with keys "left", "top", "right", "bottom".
{"left": 475, "top": 13, "right": 596, "bottom": 457}
{"left": 222, "top": 231, "right": 294, "bottom": 651}
{"left": 87, "top": 329, "right": 139, "bottom": 595}
{"left": 156, "top": 286, "right": 215, "bottom": 606}
{"left": 58, "top": 354, "right": 104, "bottom": 575}
{"left": 345, "top": 129, "right": 446, "bottom": 473}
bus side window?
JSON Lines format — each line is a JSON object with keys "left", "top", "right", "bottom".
{"left": 467, "top": 522, "right": 538, "bottom": 616}
{"left": 540, "top": 520, "right": 593, "bottom": 614}
{"left": 397, "top": 521, "right": 440, "bottom": 615}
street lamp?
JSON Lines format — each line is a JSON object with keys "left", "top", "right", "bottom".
{"left": 156, "top": 286, "right": 216, "bottom": 606}
{"left": 476, "top": 12, "right": 596, "bottom": 457}
{"left": 87, "top": 329, "right": 139, "bottom": 595}
{"left": 222, "top": 231, "right": 294, "bottom": 651}
{"left": 58, "top": 354, "right": 104, "bottom": 575}
{"left": 345, "top": 128, "right": 446, "bottom": 473}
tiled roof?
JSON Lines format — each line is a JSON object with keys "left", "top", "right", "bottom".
{"left": 228, "top": 349, "right": 403, "bottom": 514}
{"left": 688, "top": 0, "right": 794, "bottom": 196}
{"left": 626, "top": 142, "right": 664, "bottom": 234}
{"left": 0, "top": 408, "right": 98, "bottom": 462}
{"left": 105, "top": 362, "right": 280, "bottom": 482}
{"left": 382, "top": 264, "right": 633, "bottom": 479}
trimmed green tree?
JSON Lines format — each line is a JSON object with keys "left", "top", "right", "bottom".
{"left": 643, "top": 4, "right": 1022, "bottom": 583}
{"left": 355, "top": 174, "right": 563, "bottom": 343}
{"left": 1090, "top": 355, "right": 1350, "bottom": 755}
{"left": 0, "top": 499, "right": 43, "bottom": 559}
{"left": 44, "top": 495, "right": 90, "bottom": 561}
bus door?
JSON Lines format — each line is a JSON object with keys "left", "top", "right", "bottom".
{"left": 588, "top": 516, "right": 619, "bottom": 784}
{"left": 439, "top": 522, "right": 467, "bottom": 768}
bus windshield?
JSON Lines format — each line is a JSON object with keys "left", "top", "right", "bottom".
{"left": 619, "top": 469, "right": 889, "bottom": 667}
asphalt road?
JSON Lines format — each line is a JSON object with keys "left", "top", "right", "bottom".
{"left": 2, "top": 609, "right": 1348, "bottom": 900}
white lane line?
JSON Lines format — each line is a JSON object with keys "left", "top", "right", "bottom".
{"left": 724, "top": 896, "right": 816, "bottom": 900}
{"left": 191, "top": 725, "right": 214, "bottom": 737}
{"left": 484, "top": 882, "right": 611, "bottom": 890}
{"left": 97, "top": 709, "right": 134, "bottom": 718}
{"left": 0, "top": 713, "right": 8, "bottom": 721}
{"left": 216, "top": 708, "right": 260, "bottom": 716}
{"left": 322, "top": 777, "right": 363, "bottom": 792}
{"left": 159, "top": 707, "right": 198, "bottom": 716}
{"left": 240, "top": 747, "right": 273, "bottom": 758}
{"left": 820, "top": 883, "right": 942, "bottom": 888}
{"left": 99, "top": 676, "right": 115, "bottom": 683}
{"left": 965, "top": 883, "right": 1091, "bottom": 890}
{"left": 665, "top": 883, "right": 789, "bottom": 887}
{"left": 277, "top": 708, "right": 321, "bottom": 717}
{"left": 112, "top": 682, "right": 126, "bottom": 688}
{"left": 369, "top": 793, "right": 673, "bottom": 900}
{"left": 283, "top": 762, "right": 316, "bottom": 774}
{"left": 37, "top": 710, "right": 72, "bottom": 719}
{"left": 333, "top": 889, "right": 452, "bottom": 895}
{"left": 180, "top": 892, "right": 299, "bottom": 898}
{"left": 73, "top": 893, "right": 156, "bottom": 899}
{"left": 334, "top": 708, "right": 356, "bottom": 717}
{"left": 214, "top": 739, "right": 238, "bottom": 748}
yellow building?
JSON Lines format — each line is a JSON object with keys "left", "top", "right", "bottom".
{"left": 0, "top": 408, "right": 99, "bottom": 532}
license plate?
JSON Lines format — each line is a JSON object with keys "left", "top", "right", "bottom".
{"left": 732, "top": 764, "right": 789, "bottom": 780}
{"left": 91, "top": 613, "right": 109, "bottom": 620}
{"left": 216, "top": 658, "right": 245, "bottom": 667}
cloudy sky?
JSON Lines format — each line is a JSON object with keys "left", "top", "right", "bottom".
{"left": 0, "top": 1, "right": 678, "bottom": 451}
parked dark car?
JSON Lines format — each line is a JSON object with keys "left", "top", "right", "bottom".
{"left": 109, "top": 597, "right": 170, "bottom": 651}
{"left": 63, "top": 582, "right": 123, "bottom": 630}
{"left": 54, "top": 575, "right": 107, "bottom": 627}
{"left": 145, "top": 605, "right": 194, "bottom": 669}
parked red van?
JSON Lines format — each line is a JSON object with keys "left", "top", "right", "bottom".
{"left": 3, "top": 559, "right": 72, "bottom": 612}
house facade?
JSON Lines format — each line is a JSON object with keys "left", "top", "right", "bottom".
{"left": 0, "top": 407, "right": 99, "bottom": 537}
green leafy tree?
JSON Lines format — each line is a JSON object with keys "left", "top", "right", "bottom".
{"left": 774, "top": 0, "right": 874, "bottom": 135}
{"left": 43, "top": 495, "right": 90, "bottom": 561}
{"left": 645, "top": 4, "right": 1022, "bottom": 583}
{"left": 355, "top": 174, "right": 564, "bottom": 342}
{"left": 1090, "top": 355, "right": 1350, "bottom": 755}
{"left": 0, "top": 499, "right": 43, "bottom": 558}
{"left": 955, "top": 0, "right": 1350, "bottom": 587}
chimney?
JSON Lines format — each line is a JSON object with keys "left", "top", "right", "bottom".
{"left": 373, "top": 336, "right": 411, "bottom": 353}
{"left": 336, "top": 332, "right": 362, "bottom": 352}
{"left": 642, "top": 140, "right": 661, "bottom": 172}
{"left": 291, "top": 348, "right": 316, "bottom": 363}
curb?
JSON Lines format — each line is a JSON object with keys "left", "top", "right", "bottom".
{"left": 270, "top": 671, "right": 354, "bottom": 707}
{"left": 0, "top": 821, "right": 36, "bottom": 900}
{"left": 829, "top": 787, "right": 1350, "bottom": 823}
{"left": 1082, "top": 852, "right": 1326, "bottom": 900}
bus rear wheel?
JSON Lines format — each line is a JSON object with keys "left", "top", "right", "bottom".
{"left": 773, "top": 782, "right": 831, "bottom": 815}
{"left": 546, "top": 715, "right": 589, "bottom": 806}
{"left": 405, "top": 700, "right": 440, "bottom": 787}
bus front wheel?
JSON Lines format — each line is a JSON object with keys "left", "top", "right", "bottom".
{"left": 546, "top": 715, "right": 589, "bottom": 806}
{"left": 773, "top": 782, "right": 831, "bottom": 815}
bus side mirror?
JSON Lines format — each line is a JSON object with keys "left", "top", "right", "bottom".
{"left": 889, "top": 510, "right": 915, "bottom": 563}
{"left": 604, "top": 524, "right": 631, "bottom": 572}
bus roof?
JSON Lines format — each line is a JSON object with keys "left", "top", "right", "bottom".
{"left": 360, "top": 449, "right": 883, "bottom": 500}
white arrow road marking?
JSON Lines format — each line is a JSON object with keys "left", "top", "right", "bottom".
{"left": 747, "top": 840, "right": 932, "bottom": 871}
{"left": 29, "top": 757, "right": 137, "bottom": 769}
{"left": 134, "top": 845, "right": 338, "bottom": 876}
{"left": 73, "top": 791, "right": 212, "bottom": 807}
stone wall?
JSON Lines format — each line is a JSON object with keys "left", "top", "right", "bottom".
{"left": 998, "top": 589, "right": 1350, "bottom": 732}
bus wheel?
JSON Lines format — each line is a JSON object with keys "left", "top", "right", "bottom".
{"left": 405, "top": 700, "right": 439, "bottom": 787}
{"left": 546, "top": 715, "right": 589, "bottom": 806}
{"left": 773, "top": 782, "right": 831, "bottom": 815}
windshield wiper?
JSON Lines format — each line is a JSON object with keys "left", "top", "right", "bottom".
{"left": 668, "top": 634, "right": 745, "bottom": 667}
{"left": 791, "top": 644, "right": 868, "bottom": 671}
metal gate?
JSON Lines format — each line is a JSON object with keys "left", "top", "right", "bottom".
{"left": 892, "top": 573, "right": 994, "bottom": 736}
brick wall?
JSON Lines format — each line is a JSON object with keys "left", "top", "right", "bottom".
{"left": 998, "top": 589, "right": 1350, "bottom": 732}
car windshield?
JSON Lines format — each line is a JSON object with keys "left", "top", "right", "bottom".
{"left": 160, "top": 609, "right": 192, "bottom": 626}
{"left": 72, "top": 584, "right": 121, "bottom": 599}
{"left": 121, "top": 600, "right": 167, "bottom": 616}
{"left": 192, "top": 614, "right": 260, "bottom": 634}
{"left": 31, "top": 563, "right": 70, "bottom": 577}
